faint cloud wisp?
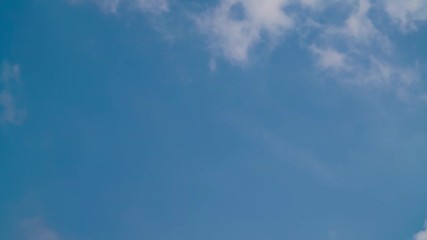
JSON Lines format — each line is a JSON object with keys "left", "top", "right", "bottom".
{"left": 21, "top": 217, "right": 60, "bottom": 240}
{"left": 0, "top": 61, "right": 26, "bottom": 126}
{"left": 70, "top": 0, "right": 169, "bottom": 14}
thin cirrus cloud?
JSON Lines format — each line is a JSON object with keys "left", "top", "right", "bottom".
{"left": 21, "top": 218, "right": 60, "bottom": 240}
{"left": 0, "top": 61, "right": 26, "bottom": 126}
{"left": 73, "top": 0, "right": 169, "bottom": 14}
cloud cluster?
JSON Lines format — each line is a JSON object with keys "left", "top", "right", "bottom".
{"left": 71, "top": 0, "right": 427, "bottom": 95}
{"left": 196, "top": 0, "right": 427, "bottom": 98}
{"left": 198, "top": 0, "right": 427, "bottom": 63}
{"left": 0, "top": 61, "right": 26, "bottom": 125}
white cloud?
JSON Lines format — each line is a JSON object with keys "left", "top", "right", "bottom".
{"left": 21, "top": 218, "right": 60, "bottom": 240}
{"left": 309, "top": 45, "right": 347, "bottom": 70}
{"left": 413, "top": 220, "right": 427, "bottom": 240}
{"left": 342, "top": 0, "right": 377, "bottom": 41}
{"left": 322, "top": 0, "right": 391, "bottom": 51}
{"left": 0, "top": 61, "right": 26, "bottom": 125}
{"left": 197, "top": 0, "right": 294, "bottom": 64}
{"left": 382, "top": 0, "right": 427, "bottom": 31}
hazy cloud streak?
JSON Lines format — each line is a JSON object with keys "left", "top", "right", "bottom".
{"left": 0, "top": 61, "right": 26, "bottom": 125}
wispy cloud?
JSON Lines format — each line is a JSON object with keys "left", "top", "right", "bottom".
{"left": 21, "top": 217, "right": 60, "bottom": 240}
{"left": 0, "top": 61, "right": 26, "bottom": 125}
{"left": 223, "top": 111, "right": 338, "bottom": 185}
{"left": 71, "top": 0, "right": 169, "bottom": 14}
{"left": 303, "top": 0, "right": 424, "bottom": 98}
{"left": 137, "top": 0, "right": 168, "bottom": 13}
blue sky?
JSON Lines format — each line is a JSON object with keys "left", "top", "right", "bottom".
{"left": 1, "top": 0, "right": 427, "bottom": 240}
